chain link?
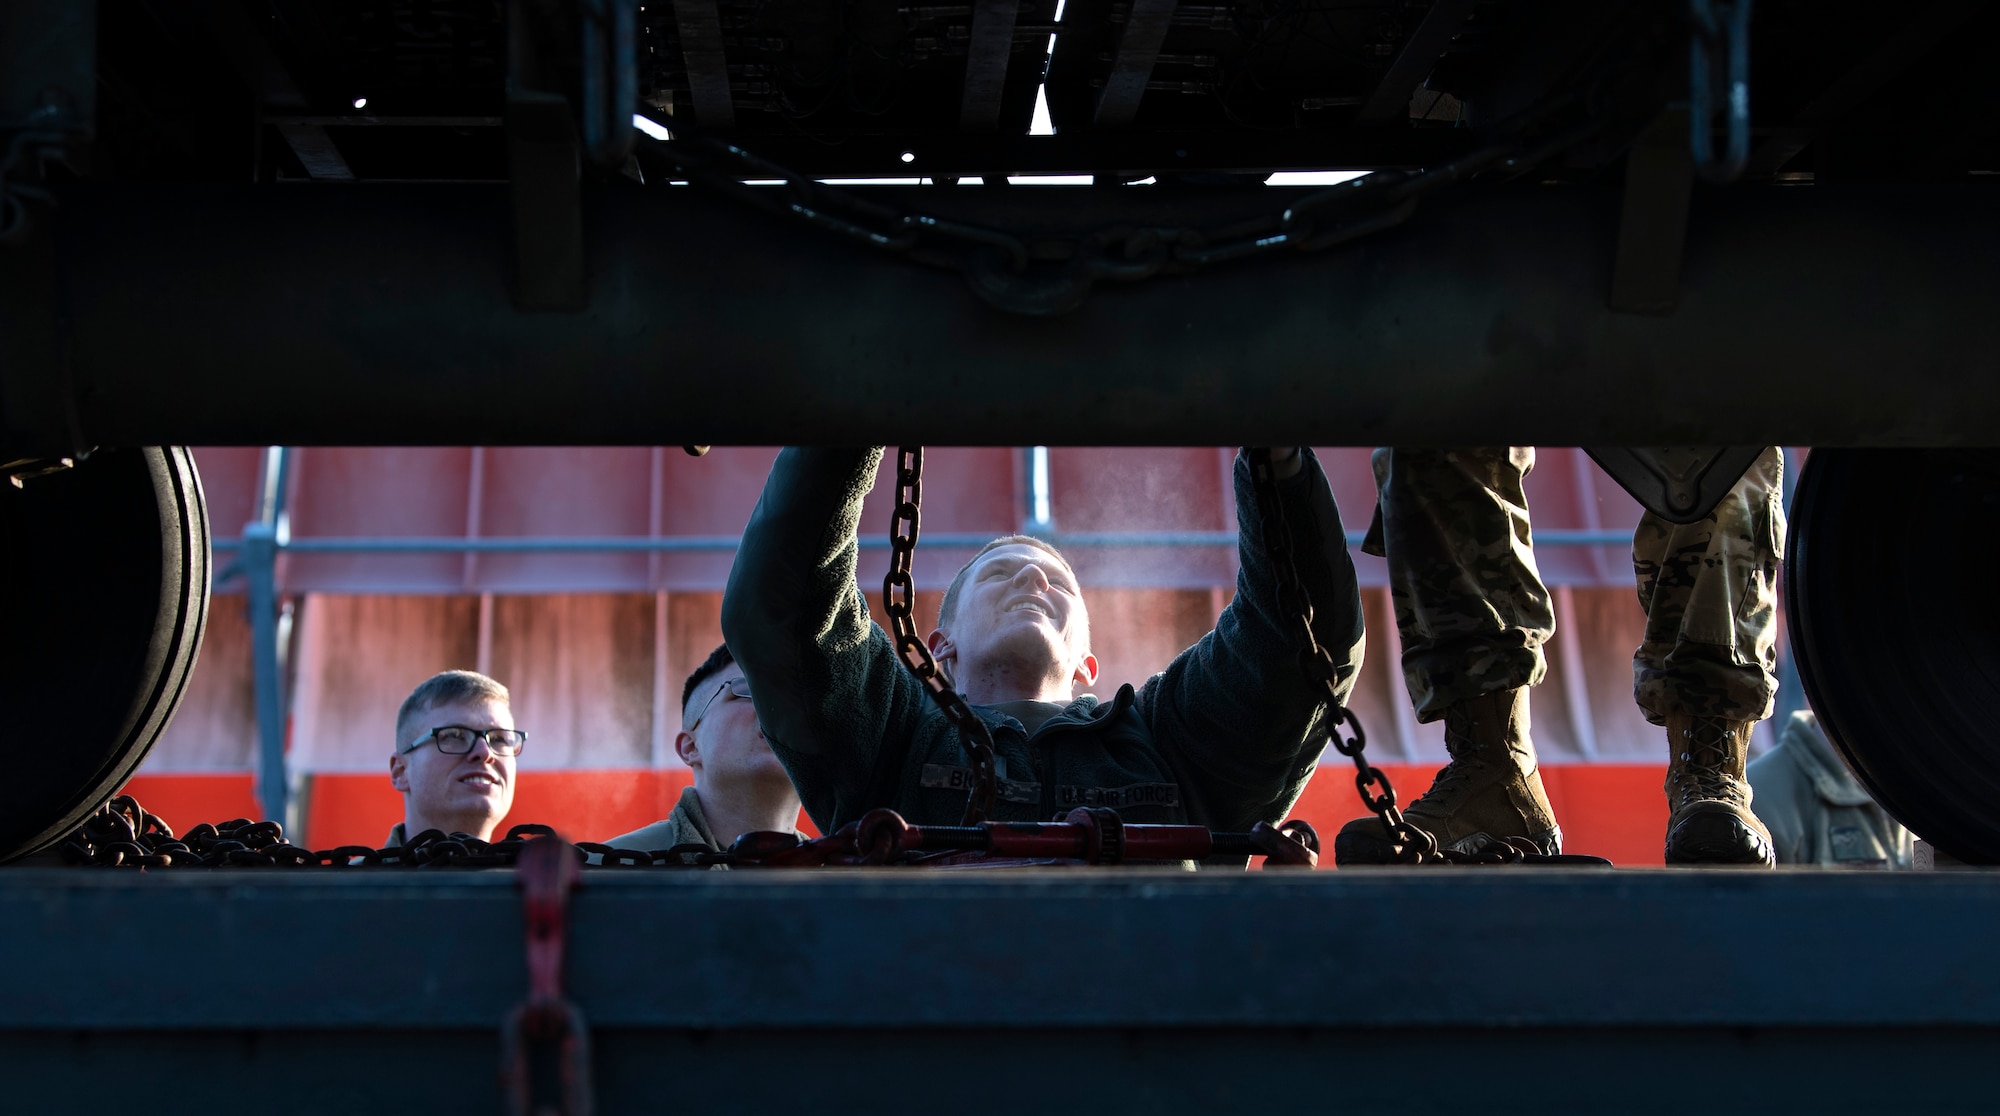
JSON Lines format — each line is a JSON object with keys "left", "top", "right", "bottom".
{"left": 69, "top": 794, "right": 1582, "bottom": 867}
{"left": 881, "top": 447, "right": 1001, "bottom": 823}
{"left": 651, "top": 87, "right": 1604, "bottom": 316}
{"left": 57, "top": 796, "right": 1340, "bottom": 869}
{"left": 57, "top": 795, "right": 610, "bottom": 869}
{"left": 1244, "top": 449, "right": 1436, "bottom": 860}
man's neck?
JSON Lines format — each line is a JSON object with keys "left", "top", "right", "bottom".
{"left": 692, "top": 782, "right": 799, "bottom": 844}
{"left": 954, "top": 656, "right": 1073, "bottom": 706}
{"left": 402, "top": 810, "right": 496, "bottom": 841}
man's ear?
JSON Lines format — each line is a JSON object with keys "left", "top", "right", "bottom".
{"left": 1071, "top": 652, "right": 1100, "bottom": 689}
{"left": 928, "top": 629, "right": 957, "bottom": 681}
{"left": 674, "top": 730, "right": 701, "bottom": 770}
{"left": 389, "top": 753, "right": 410, "bottom": 793}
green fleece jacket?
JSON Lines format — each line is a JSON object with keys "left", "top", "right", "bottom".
{"left": 722, "top": 447, "right": 1364, "bottom": 836}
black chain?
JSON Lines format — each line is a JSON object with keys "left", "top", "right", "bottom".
{"left": 66, "top": 793, "right": 1566, "bottom": 869}
{"left": 881, "top": 447, "right": 1001, "bottom": 824}
{"left": 1244, "top": 449, "right": 1435, "bottom": 860}
{"left": 649, "top": 88, "right": 1604, "bottom": 316}
{"left": 55, "top": 795, "right": 706, "bottom": 870}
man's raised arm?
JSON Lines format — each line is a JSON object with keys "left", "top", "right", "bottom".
{"left": 721, "top": 447, "right": 927, "bottom": 829}
{"left": 1140, "top": 447, "right": 1366, "bottom": 833}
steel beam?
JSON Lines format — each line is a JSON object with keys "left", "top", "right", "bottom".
{"left": 18, "top": 181, "right": 2000, "bottom": 448}
{"left": 1355, "top": 0, "right": 1478, "bottom": 124}
{"left": 192, "top": 0, "right": 355, "bottom": 181}
{"left": 2, "top": 869, "right": 1999, "bottom": 1112}
{"left": 670, "top": 0, "right": 736, "bottom": 130}
{"left": 959, "top": 0, "right": 1021, "bottom": 131}
{"left": 1093, "top": 0, "right": 1177, "bottom": 128}
{"left": 270, "top": 122, "right": 356, "bottom": 181}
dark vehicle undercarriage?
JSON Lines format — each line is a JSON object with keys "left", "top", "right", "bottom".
{"left": 2, "top": 1, "right": 1999, "bottom": 1111}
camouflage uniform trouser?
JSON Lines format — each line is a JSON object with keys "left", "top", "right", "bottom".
{"left": 1362, "top": 447, "right": 1784, "bottom": 727}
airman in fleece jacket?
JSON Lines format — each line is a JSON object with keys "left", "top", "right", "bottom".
{"left": 721, "top": 447, "right": 1364, "bottom": 845}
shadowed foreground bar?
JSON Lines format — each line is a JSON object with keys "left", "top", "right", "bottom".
{"left": 8, "top": 183, "right": 1999, "bottom": 450}
{"left": 2, "top": 868, "right": 1997, "bottom": 1112}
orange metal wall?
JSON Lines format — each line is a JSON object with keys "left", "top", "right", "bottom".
{"left": 134, "top": 445, "right": 1779, "bottom": 865}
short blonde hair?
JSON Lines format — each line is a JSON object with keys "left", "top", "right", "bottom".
{"left": 395, "top": 670, "right": 509, "bottom": 752}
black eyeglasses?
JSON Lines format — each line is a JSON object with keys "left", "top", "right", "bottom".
{"left": 686, "top": 677, "right": 751, "bottom": 729}
{"left": 401, "top": 725, "right": 529, "bottom": 756}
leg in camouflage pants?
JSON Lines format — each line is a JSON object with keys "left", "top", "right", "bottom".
{"left": 1360, "top": 447, "right": 1555, "bottom": 723}
{"left": 1336, "top": 446, "right": 1785, "bottom": 865}
{"left": 1630, "top": 449, "right": 1785, "bottom": 727}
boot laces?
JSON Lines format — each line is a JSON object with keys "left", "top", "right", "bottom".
{"left": 1411, "top": 717, "right": 1491, "bottom": 811}
{"left": 1674, "top": 718, "right": 1748, "bottom": 808}
{"left": 1413, "top": 758, "right": 1485, "bottom": 810}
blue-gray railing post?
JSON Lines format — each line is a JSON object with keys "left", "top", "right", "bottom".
{"left": 243, "top": 519, "right": 287, "bottom": 830}
{"left": 245, "top": 445, "right": 293, "bottom": 831}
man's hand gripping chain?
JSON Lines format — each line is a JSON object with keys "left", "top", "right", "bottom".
{"left": 1245, "top": 448, "right": 1436, "bottom": 861}
{"left": 883, "top": 446, "right": 1001, "bottom": 825}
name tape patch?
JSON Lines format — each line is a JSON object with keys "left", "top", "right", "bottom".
{"left": 1057, "top": 782, "right": 1181, "bottom": 809}
{"left": 921, "top": 764, "right": 1041, "bottom": 804}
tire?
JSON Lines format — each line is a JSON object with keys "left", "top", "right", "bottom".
{"left": 1785, "top": 448, "right": 2000, "bottom": 863}
{"left": 0, "top": 447, "right": 210, "bottom": 862}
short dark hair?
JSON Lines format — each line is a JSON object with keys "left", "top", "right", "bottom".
{"left": 936, "top": 535, "right": 1077, "bottom": 632}
{"left": 682, "top": 643, "right": 736, "bottom": 711}
{"left": 395, "top": 670, "right": 510, "bottom": 752}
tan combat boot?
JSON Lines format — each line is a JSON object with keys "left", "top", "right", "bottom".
{"left": 1663, "top": 714, "right": 1775, "bottom": 866}
{"left": 1333, "top": 687, "right": 1561, "bottom": 864}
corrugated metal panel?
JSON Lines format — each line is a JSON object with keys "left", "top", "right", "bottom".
{"left": 485, "top": 594, "right": 656, "bottom": 768}
{"left": 1049, "top": 447, "right": 1236, "bottom": 588}
{"left": 198, "top": 445, "right": 1666, "bottom": 592}
{"left": 1523, "top": 447, "right": 1647, "bottom": 587}
{"left": 158, "top": 447, "right": 1783, "bottom": 796}
{"left": 143, "top": 601, "right": 257, "bottom": 770}
{"left": 468, "top": 448, "right": 656, "bottom": 592}
{"left": 287, "top": 594, "right": 480, "bottom": 773}
{"left": 858, "top": 447, "right": 1023, "bottom": 588}
{"left": 283, "top": 447, "right": 477, "bottom": 591}
{"left": 191, "top": 446, "right": 266, "bottom": 532}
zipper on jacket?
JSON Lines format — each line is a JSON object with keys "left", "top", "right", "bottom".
{"left": 1038, "top": 734, "right": 1059, "bottom": 820}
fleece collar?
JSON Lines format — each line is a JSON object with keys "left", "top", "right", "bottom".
{"left": 972, "top": 683, "right": 1138, "bottom": 736}
{"left": 1781, "top": 712, "right": 1876, "bottom": 808}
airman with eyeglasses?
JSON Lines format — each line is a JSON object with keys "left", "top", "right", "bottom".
{"left": 601, "top": 644, "right": 801, "bottom": 858}
{"left": 388, "top": 670, "right": 522, "bottom": 844}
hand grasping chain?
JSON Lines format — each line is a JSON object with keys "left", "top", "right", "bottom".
{"left": 881, "top": 447, "right": 1001, "bottom": 824}
{"left": 1246, "top": 447, "right": 1435, "bottom": 861}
